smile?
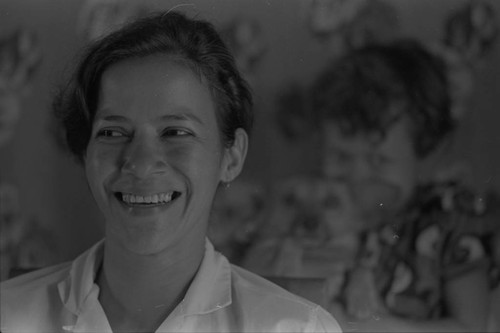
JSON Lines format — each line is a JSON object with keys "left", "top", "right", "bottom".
{"left": 116, "top": 191, "right": 181, "bottom": 206}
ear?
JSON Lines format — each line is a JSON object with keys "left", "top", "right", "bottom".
{"left": 220, "top": 128, "right": 248, "bottom": 183}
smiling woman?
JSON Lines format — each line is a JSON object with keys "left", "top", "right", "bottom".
{"left": 0, "top": 11, "right": 341, "bottom": 333}
{"left": 85, "top": 55, "right": 228, "bottom": 256}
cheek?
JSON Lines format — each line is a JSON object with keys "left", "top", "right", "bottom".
{"left": 382, "top": 162, "right": 418, "bottom": 202}
{"left": 167, "top": 145, "right": 223, "bottom": 182}
{"left": 321, "top": 157, "right": 349, "bottom": 179}
{"left": 166, "top": 146, "right": 200, "bottom": 165}
{"left": 85, "top": 146, "right": 119, "bottom": 189}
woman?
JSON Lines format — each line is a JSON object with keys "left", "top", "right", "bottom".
{"left": 244, "top": 40, "right": 494, "bottom": 332}
{"left": 0, "top": 11, "right": 341, "bottom": 333}
{"left": 311, "top": 40, "right": 493, "bottom": 333}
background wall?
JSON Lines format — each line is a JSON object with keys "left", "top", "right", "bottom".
{"left": 1, "top": 0, "right": 499, "bottom": 263}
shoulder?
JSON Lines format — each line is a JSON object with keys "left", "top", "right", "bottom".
{"left": 1, "top": 262, "right": 71, "bottom": 324}
{"left": 405, "top": 181, "right": 494, "bottom": 274}
{"left": 1, "top": 261, "right": 70, "bottom": 294}
{"left": 231, "top": 263, "right": 312, "bottom": 305}
{"left": 229, "top": 264, "right": 342, "bottom": 332}
{"left": 406, "top": 180, "right": 497, "bottom": 236}
{"left": 414, "top": 181, "right": 491, "bottom": 219}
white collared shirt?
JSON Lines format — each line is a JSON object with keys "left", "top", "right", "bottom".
{"left": 1, "top": 239, "right": 342, "bottom": 332}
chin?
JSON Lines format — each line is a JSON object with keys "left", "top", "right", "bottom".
{"left": 107, "top": 226, "right": 173, "bottom": 256}
{"left": 121, "top": 238, "right": 170, "bottom": 256}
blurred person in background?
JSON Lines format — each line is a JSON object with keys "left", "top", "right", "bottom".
{"left": 245, "top": 39, "right": 497, "bottom": 332}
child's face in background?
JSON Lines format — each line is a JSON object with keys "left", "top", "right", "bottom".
{"left": 320, "top": 118, "right": 420, "bottom": 226}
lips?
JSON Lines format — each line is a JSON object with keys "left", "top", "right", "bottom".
{"left": 115, "top": 191, "right": 182, "bottom": 206}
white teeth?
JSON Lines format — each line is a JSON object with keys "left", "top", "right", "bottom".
{"left": 121, "top": 192, "right": 176, "bottom": 205}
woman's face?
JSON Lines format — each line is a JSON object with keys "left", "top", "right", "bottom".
{"left": 85, "top": 55, "right": 239, "bottom": 255}
{"left": 320, "top": 118, "right": 420, "bottom": 225}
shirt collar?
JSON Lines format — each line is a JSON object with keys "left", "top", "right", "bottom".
{"left": 57, "top": 238, "right": 232, "bottom": 317}
{"left": 58, "top": 239, "right": 104, "bottom": 315}
{"left": 179, "top": 239, "right": 232, "bottom": 316}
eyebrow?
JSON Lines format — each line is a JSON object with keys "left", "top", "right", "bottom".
{"left": 159, "top": 113, "right": 204, "bottom": 124}
{"left": 97, "top": 115, "right": 128, "bottom": 122}
{"left": 96, "top": 112, "right": 204, "bottom": 124}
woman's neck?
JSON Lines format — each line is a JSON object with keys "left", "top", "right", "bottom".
{"left": 96, "top": 237, "right": 205, "bottom": 332}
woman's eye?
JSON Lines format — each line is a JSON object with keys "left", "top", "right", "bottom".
{"left": 96, "top": 129, "right": 128, "bottom": 139}
{"left": 99, "top": 130, "right": 122, "bottom": 137}
{"left": 162, "top": 128, "right": 191, "bottom": 137}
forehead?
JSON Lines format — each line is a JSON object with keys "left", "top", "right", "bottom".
{"left": 96, "top": 55, "right": 215, "bottom": 120}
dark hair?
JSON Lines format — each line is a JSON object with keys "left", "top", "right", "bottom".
{"left": 311, "top": 39, "right": 454, "bottom": 158}
{"left": 54, "top": 11, "right": 253, "bottom": 163}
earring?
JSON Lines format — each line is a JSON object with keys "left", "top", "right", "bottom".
{"left": 223, "top": 181, "right": 231, "bottom": 189}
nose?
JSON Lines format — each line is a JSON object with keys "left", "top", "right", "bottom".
{"left": 350, "top": 157, "right": 373, "bottom": 182}
{"left": 121, "top": 136, "right": 167, "bottom": 179}
{"left": 320, "top": 155, "right": 334, "bottom": 179}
